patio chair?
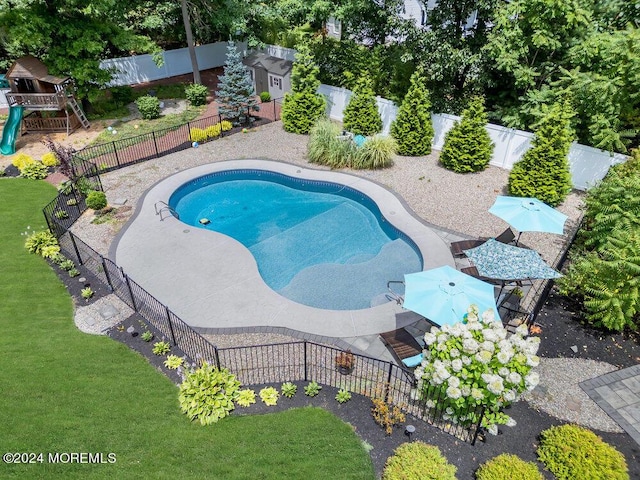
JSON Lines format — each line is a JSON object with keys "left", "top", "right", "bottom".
{"left": 380, "top": 328, "right": 424, "bottom": 369}
{"left": 450, "top": 227, "right": 516, "bottom": 257}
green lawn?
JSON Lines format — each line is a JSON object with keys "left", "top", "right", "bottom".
{"left": 0, "top": 178, "right": 375, "bottom": 479}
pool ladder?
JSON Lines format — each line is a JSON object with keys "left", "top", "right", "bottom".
{"left": 155, "top": 201, "right": 180, "bottom": 221}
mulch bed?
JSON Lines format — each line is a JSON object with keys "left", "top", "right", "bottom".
{"left": 57, "top": 258, "right": 640, "bottom": 478}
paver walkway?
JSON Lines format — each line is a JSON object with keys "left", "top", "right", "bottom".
{"left": 580, "top": 364, "right": 640, "bottom": 445}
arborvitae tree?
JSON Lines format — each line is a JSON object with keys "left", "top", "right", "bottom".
{"left": 508, "top": 101, "right": 574, "bottom": 206}
{"left": 342, "top": 76, "right": 382, "bottom": 136}
{"left": 439, "top": 96, "right": 494, "bottom": 172}
{"left": 390, "top": 69, "right": 434, "bottom": 156}
{"left": 215, "top": 41, "right": 259, "bottom": 125}
{"left": 281, "top": 43, "right": 326, "bottom": 134}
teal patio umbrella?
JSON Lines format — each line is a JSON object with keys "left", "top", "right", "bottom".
{"left": 463, "top": 239, "right": 562, "bottom": 281}
{"left": 489, "top": 196, "right": 568, "bottom": 244}
{"left": 402, "top": 266, "right": 500, "bottom": 327}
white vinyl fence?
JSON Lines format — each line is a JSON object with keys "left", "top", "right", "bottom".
{"left": 100, "top": 41, "right": 248, "bottom": 87}
{"left": 317, "top": 84, "right": 628, "bottom": 190}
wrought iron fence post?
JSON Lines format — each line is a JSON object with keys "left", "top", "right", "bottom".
{"left": 219, "top": 115, "right": 223, "bottom": 137}
{"left": 213, "top": 345, "right": 222, "bottom": 370}
{"left": 112, "top": 142, "right": 120, "bottom": 167}
{"left": 152, "top": 131, "right": 159, "bottom": 158}
{"left": 471, "top": 407, "right": 486, "bottom": 445}
{"left": 69, "top": 232, "right": 83, "bottom": 265}
{"left": 273, "top": 99, "right": 276, "bottom": 120}
{"left": 101, "top": 257, "right": 114, "bottom": 292}
{"left": 303, "top": 341, "right": 308, "bottom": 382}
{"left": 123, "top": 272, "right": 137, "bottom": 312}
{"left": 165, "top": 306, "right": 177, "bottom": 346}
{"left": 186, "top": 121, "right": 192, "bottom": 143}
{"left": 384, "top": 362, "right": 394, "bottom": 403}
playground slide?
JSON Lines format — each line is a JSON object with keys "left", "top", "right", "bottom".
{"left": 0, "top": 105, "right": 24, "bottom": 155}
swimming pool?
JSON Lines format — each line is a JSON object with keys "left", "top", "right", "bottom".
{"left": 169, "top": 170, "right": 423, "bottom": 310}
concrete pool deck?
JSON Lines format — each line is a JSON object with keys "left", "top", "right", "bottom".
{"left": 113, "top": 159, "right": 456, "bottom": 338}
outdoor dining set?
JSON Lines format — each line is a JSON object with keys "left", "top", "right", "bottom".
{"left": 383, "top": 195, "right": 568, "bottom": 368}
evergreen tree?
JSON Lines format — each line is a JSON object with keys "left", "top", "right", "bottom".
{"left": 390, "top": 69, "right": 434, "bottom": 156}
{"left": 281, "top": 43, "right": 326, "bottom": 134}
{"left": 508, "top": 101, "right": 574, "bottom": 206}
{"left": 342, "top": 76, "right": 382, "bottom": 136}
{"left": 215, "top": 41, "right": 259, "bottom": 125}
{"left": 440, "top": 96, "right": 494, "bottom": 173}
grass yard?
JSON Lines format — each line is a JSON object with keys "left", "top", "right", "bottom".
{"left": 0, "top": 178, "right": 375, "bottom": 480}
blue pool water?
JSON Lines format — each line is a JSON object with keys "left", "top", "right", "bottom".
{"left": 169, "top": 170, "right": 422, "bottom": 310}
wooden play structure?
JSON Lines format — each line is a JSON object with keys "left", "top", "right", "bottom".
{"left": 4, "top": 56, "right": 90, "bottom": 135}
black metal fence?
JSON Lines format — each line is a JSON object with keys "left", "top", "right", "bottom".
{"left": 71, "top": 101, "right": 281, "bottom": 176}
{"left": 53, "top": 228, "right": 484, "bottom": 444}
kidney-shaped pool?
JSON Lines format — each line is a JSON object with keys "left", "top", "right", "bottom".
{"left": 169, "top": 169, "right": 423, "bottom": 310}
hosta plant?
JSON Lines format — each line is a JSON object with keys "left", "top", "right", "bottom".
{"left": 178, "top": 362, "right": 241, "bottom": 425}
{"left": 281, "top": 382, "right": 297, "bottom": 398}
{"left": 236, "top": 389, "right": 256, "bottom": 407}
{"left": 140, "top": 330, "right": 153, "bottom": 342}
{"left": 335, "top": 389, "right": 352, "bottom": 404}
{"left": 20, "top": 162, "right": 49, "bottom": 180}
{"left": 152, "top": 341, "right": 171, "bottom": 356}
{"left": 58, "top": 258, "right": 75, "bottom": 271}
{"left": 415, "top": 305, "right": 541, "bottom": 434}
{"left": 68, "top": 267, "right": 80, "bottom": 277}
{"left": 304, "top": 381, "right": 322, "bottom": 397}
{"left": 81, "top": 287, "right": 94, "bottom": 300}
{"left": 259, "top": 386, "right": 279, "bottom": 406}
{"left": 164, "top": 355, "right": 184, "bottom": 370}
{"left": 25, "top": 230, "right": 58, "bottom": 257}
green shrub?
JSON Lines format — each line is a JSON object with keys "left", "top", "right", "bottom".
{"left": 135, "top": 95, "right": 161, "bottom": 120}
{"left": 343, "top": 76, "right": 382, "bottom": 136}
{"left": 178, "top": 362, "right": 241, "bottom": 425}
{"left": 281, "top": 43, "right": 326, "bottom": 134}
{"left": 557, "top": 152, "right": 640, "bottom": 330}
{"left": 476, "top": 454, "right": 543, "bottom": 480}
{"left": 25, "top": 231, "right": 58, "bottom": 257}
{"left": 354, "top": 135, "right": 396, "bottom": 169}
{"left": 440, "top": 96, "right": 494, "bottom": 173}
{"left": 537, "top": 424, "right": 628, "bottom": 480}
{"left": 382, "top": 441, "right": 457, "bottom": 480}
{"left": 508, "top": 101, "right": 573, "bottom": 206}
{"left": 281, "top": 382, "right": 297, "bottom": 398}
{"left": 390, "top": 69, "right": 434, "bottom": 156}
{"left": 282, "top": 90, "right": 326, "bottom": 134}
{"left": 110, "top": 86, "right": 135, "bottom": 106}
{"left": 335, "top": 389, "right": 352, "bottom": 403}
{"left": 86, "top": 191, "right": 107, "bottom": 210}
{"left": 304, "top": 381, "right": 322, "bottom": 397}
{"left": 204, "top": 125, "right": 221, "bottom": 138}
{"left": 20, "top": 162, "right": 49, "bottom": 180}
{"left": 41, "top": 152, "right": 59, "bottom": 167}
{"left": 259, "top": 91, "right": 271, "bottom": 102}
{"left": 259, "top": 386, "right": 279, "bottom": 406}
{"left": 185, "top": 83, "right": 208, "bottom": 106}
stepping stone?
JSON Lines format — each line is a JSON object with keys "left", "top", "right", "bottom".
{"left": 99, "top": 303, "right": 119, "bottom": 320}
{"left": 112, "top": 198, "right": 128, "bottom": 206}
{"left": 565, "top": 397, "right": 582, "bottom": 412}
{"left": 84, "top": 315, "right": 96, "bottom": 326}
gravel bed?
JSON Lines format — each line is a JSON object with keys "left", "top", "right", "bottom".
{"left": 522, "top": 357, "right": 623, "bottom": 432}
{"left": 203, "top": 332, "right": 301, "bottom": 349}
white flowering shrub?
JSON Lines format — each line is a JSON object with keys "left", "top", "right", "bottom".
{"left": 415, "top": 305, "right": 540, "bottom": 434}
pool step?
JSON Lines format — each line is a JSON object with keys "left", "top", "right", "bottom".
{"left": 278, "top": 239, "right": 422, "bottom": 310}
{"left": 250, "top": 202, "right": 389, "bottom": 290}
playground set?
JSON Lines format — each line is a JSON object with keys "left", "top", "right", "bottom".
{"left": 0, "top": 56, "right": 89, "bottom": 155}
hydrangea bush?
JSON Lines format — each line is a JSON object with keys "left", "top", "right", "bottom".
{"left": 415, "top": 305, "right": 540, "bottom": 434}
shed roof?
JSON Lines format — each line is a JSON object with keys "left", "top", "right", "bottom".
{"left": 6, "top": 56, "right": 69, "bottom": 85}
{"left": 242, "top": 52, "right": 293, "bottom": 77}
